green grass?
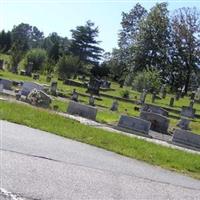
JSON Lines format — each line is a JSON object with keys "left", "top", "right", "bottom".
{"left": 1, "top": 100, "right": 200, "bottom": 179}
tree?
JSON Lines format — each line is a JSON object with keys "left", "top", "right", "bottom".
{"left": 70, "top": 20, "right": 103, "bottom": 69}
{"left": 24, "top": 48, "right": 48, "bottom": 72}
{"left": 118, "top": 3, "right": 147, "bottom": 49}
{"left": 57, "top": 55, "right": 80, "bottom": 80}
{"left": 170, "top": 7, "right": 200, "bottom": 94}
{"left": 0, "top": 30, "right": 11, "bottom": 53}
{"left": 133, "top": 2, "right": 170, "bottom": 74}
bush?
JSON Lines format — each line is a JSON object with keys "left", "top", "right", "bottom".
{"left": 57, "top": 55, "right": 79, "bottom": 80}
{"left": 24, "top": 48, "right": 47, "bottom": 72}
{"left": 120, "top": 89, "right": 130, "bottom": 98}
{"left": 132, "top": 69, "right": 161, "bottom": 93}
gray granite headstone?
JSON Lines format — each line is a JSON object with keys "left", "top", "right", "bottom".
{"left": 140, "top": 111, "right": 169, "bottom": 134}
{"left": 181, "top": 106, "right": 196, "bottom": 118}
{"left": 118, "top": 115, "right": 151, "bottom": 135}
{"left": 50, "top": 81, "right": 57, "bottom": 95}
{"left": 141, "top": 104, "right": 168, "bottom": 117}
{"left": 21, "top": 82, "right": 44, "bottom": 96}
{"left": 0, "top": 78, "right": 12, "bottom": 90}
{"left": 172, "top": 129, "right": 200, "bottom": 149}
{"left": 110, "top": 100, "right": 119, "bottom": 111}
{"left": 176, "top": 118, "right": 190, "bottom": 130}
{"left": 67, "top": 101, "right": 97, "bottom": 120}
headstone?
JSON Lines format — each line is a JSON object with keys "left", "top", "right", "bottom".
{"left": 117, "top": 115, "right": 151, "bottom": 135}
{"left": 140, "top": 111, "right": 169, "bottom": 134}
{"left": 141, "top": 104, "right": 168, "bottom": 117}
{"left": 101, "top": 80, "right": 111, "bottom": 88}
{"left": 0, "top": 59, "right": 4, "bottom": 70}
{"left": 89, "top": 94, "right": 95, "bottom": 106}
{"left": 190, "top": 91, "right": 196, "bottom": 100}
{"left": 176, "top": 118, "right": 190, "bottom": 130}
{"left": 175, "top": 88, "right": 181, "bottom": 100}
{"left": 195, "top": 87, "right": 200, "bottom": 100}
{"left": 172, "top": 129, "right": 200, "bottom": 149}
{"left": 67, "top": 101, "right": 97, "bottom": 120}
{"left": 110, "top": 100, "right": 119, "bottom": 111}
{"left": 27, "top": 89, "right": 52, "bottom": 108}
{"left": 189, "top": 100, "right": 194, "bottom": 108}
{"left": 87, "top": 77, "right": 101, "bottom": 95}
{"left": 50, "top": 81, "right": 57, "bottom": 96}
{"left": 25, "top": 62, "right": 33, "bottom": 76}
{"left": 0, "top": 84, "right": 3, "bottom": 92}
{"left": 0, "top": 78, "right": 12, "bottom": 90}
{"left": 160, "top": 84, "right": 166, "bottom": 99}
{"left": 140, "top": 89, "right": 147, "bottom": 104}
{"left": 21, "top": 82, "right": 44, "bottom": 96}
{"left": 169, "top": 97, "right": 174, "bottom": 107}
{"left": 181, "top": 106, "right": 196, "bottom": 118}
{"left": 71, "top": 89, "right": 78, "bottom": 102}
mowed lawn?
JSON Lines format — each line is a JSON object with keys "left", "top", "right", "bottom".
{"left": 1, "top": 100, "right": 200, "bottom": 179}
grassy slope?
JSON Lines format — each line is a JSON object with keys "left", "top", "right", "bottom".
{"left": 1, "top": 100, "right": 200, "bottom": 179}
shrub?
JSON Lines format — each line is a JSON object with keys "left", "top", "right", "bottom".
{"left": 120, "top": 89, "right": 130, "bottom": 98}
{"left": 24, "top": 48, "right": 48, "bottom": 72}
{"left": 132, "top": 69, "right": 161, "bottom": 93}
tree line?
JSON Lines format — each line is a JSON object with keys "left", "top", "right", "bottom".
{"left": 0, "top": 2, "right": 200, "bottom": 94}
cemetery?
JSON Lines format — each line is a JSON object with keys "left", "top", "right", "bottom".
{"left": 1, "top": 69, "right": 200, "bottom": 152}
{"left": 1, "top": 2, "right": 200, "bottom": 182}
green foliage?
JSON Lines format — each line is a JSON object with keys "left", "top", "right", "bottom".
{"left": 70, "top": 20, "right": 103, "bottom": 67}
{"left": 24, "top": 48, "right": 48, "bottom": 72}
{"left": 57, "top": 55, "right": 80, "bottom": 80}
{"left": 120, "top": 89, "right": 130, "bottom": 98}
{"left": 0, "top": 30, "right": 11, "bottom": 53}
{"left": 133, "top": 69, "right": 161, "bottom": 92}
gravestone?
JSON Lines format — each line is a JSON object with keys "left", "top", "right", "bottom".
{"left": 110, "top": 100, "right": 119, "bottom": 111}
{"left": 27, "top": 89, "right": 52, "bottom": 108}
{"left": 21, "top": 82, "right": 44, "bottom": 96}
{"left": 101, "top": 80, "right": 111, "bottom": 88}
{"left": 0, "top": 78, "right": 12, "bottom": 90}
{"left": 190, "top": 91, "right": 196, "bottom": 100}
{"left": 118, "top": 115, "right": 151, "bottom": 135}
{"left": 169, "top": 97, "right": 174, "bottom": 107}
{"left": 0, "top": 84, "right": 3, "bottom": 92}
{"left": 67, "top": 101, "right": 97, "bottom": 120}
{"left": 141, "top": 104, "right": 168, "bottom": 117}
{"left": 0, "top": 59, "right": 3, "bottom": 70}
{"left": 20, "top": 70, "right": 26, "bottom": 76}
{"left": 140, "top": 111, "right": 169, "bottom": 134}
{"left": 89, "top": 94, "right": 95, "bottom": 106}
{"left": 25, "top": 62, "right": 33, "bottom": 76}
{"left": 50, "top": 81, "right": 57, "bottom": 96}
{"left": 176, "top": 118, "right": 190, "bottom": 130}
{"left": 196, "top": 87, "right": 200, "bottom": 100}
{"left": 175, "top": 88, "right": 181, "bottom": 100}
{"left": 87, "top": 77, "right": 101, "bottom": 95}
{"left": 172, "top": 129, "right": 200, "bottom": 149}
{"left": 181, "top": 106, "right": 196, "bottom": 118}
{"left": 71, "top": 89, "right": 78, "bottom": 102}
{"left": 160, "top": 85, "right": 167, "bottom": 99}
{"left": 140, "top": 89, "right": 147, "bottom": 104}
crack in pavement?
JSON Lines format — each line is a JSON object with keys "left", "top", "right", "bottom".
{"left": 1, "top": 148, "right": 200, "bottom": 192}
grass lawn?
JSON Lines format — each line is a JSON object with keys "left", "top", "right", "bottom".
{"left": 1, "top": 100, "right": 200, "bottom": 179}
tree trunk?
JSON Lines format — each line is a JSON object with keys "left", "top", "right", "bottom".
{"left": 184, "top": 68, "right": 191, "bottom": 95}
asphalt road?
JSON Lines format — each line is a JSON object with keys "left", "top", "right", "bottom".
{"left": 1, "top": 120, "right": 200, "bottom": 200}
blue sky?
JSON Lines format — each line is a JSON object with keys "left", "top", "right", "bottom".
{"left": 1, "top": 0, "right": 200, "bottom": 52}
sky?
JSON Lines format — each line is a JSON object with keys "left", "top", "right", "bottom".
{"left": 0, "top": 0, "right": 200, "bottom": 52}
